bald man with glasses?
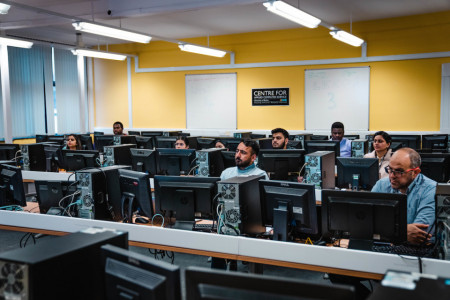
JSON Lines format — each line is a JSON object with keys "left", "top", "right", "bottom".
{"left": 371, "top": 148, "right": 437, "bottom": 244}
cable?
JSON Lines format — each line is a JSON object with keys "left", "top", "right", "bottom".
{"left": 298, "top": 162, "right": 308, "bottom": 176}
{"left": 14, "top": 150, "right": 21, "bottom": 164}
{"left": 151, "top": 214, "right": 165, "bottom": 227}
{"left": 188, "top": 164, "right": 199, "bottom": 176}
{"left": 58, "top": 190, "right": 81, "bottom": 209}
{"left": 0, "top": 205, "right": 23, "bottom": 211}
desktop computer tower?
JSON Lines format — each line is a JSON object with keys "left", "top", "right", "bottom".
{"left": 365, "top": 134, "right": 374, "bottom": 152}
{"left": 196, "top": 148, "right": 225, "bottom": 177}
{"left": 20, "top": 143, "right": 46, "bottom": 171}
{"left": 304, "top": 151, "right": 335, "bottom": 189}
{"left": 217, "top": 175, "right": 265, "bottom": 236}
{"left": 436, "top": 184, "right": 450, "bottom": 260}
{"left": 113, "top": 135, "right": 137, "bottom": 146}
{"left": 0, "top": 228, "right": 128, "bottom": 300}
{"left": 76, "top": 169, "right": 109, "bottom": 220}
{"left": 351, "top": 139, "right": 368, "bottom": 158}
{"left": 291, "top": 134, "right": 313, "bottom": 149}
{"left": 104, "top": 144, "right": 136, "bottom": 167}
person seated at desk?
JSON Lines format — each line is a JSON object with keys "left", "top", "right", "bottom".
{"left": 271, "top": 128, "right": 289, "bottom": 149}
{"left": 175, "top": 136, "right": 190, "bottom": 149}
{"left": 113, "top": 121, "right": 126, "bottom": 135}
{"left": 63, "top": 134, "right": 81, "bottom": 150}
{"left": 364, "top": 131, "right": 392, "bottom": 179}
{"left": 330, "top": 121, "right": 351, "bottom": 157}
{"left": 214, "top": 139, "right": 228, "bottom": 150}
{"left": 371, "top": 148, "right": 436, "bottom": 244}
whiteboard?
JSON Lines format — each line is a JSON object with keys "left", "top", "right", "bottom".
{"left": 186, "top": 73, "right": 236, "bottom": 129}
{"left": 305, "top": 67, "right": 370, "bottom": 131}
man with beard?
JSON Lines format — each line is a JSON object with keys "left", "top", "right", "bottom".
{"left": 271, "top": 128, "right": 289, "bottom": 149}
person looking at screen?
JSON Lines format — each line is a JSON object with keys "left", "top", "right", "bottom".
{"left": 371, "top": 148, "right": 436, "bottom": 244}
{"left": 214, "top": 139, "right": 228, "bottom": 150}
{"left": 330, "top": 121, "right": 351, "bottom": 157}
{"left": 174, "top": 136, "right": 189, "bottom": 149}
{"left": 113, "top": 121, "right": 126, "bottom": 135}
{"left": 364, "top": 131, "right": 392, "bottom": 179}
{"left": 271, "top": 128, "right": 289, "bottom": 149}
{"left": 63, "top": 134, "right": 82, "bottom": 150}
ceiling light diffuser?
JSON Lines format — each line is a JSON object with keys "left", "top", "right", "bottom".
{"left": 178, "top": 44, "right": 227, "bottom": 58}
{"left": 330, "top": 30, "right": 364, "bottom": 47}
{"left": 72, "top": 21, "right": 152, "bottom": 44}
{"left": 71, "top": 49, "right": 127, "bottom": 61}
{"left": 263, "top": 1, "right": 321, "bottom": 28}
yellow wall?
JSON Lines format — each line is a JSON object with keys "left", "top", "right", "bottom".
{"left": 92, "top": 10, "right": 450, "bottom": 132}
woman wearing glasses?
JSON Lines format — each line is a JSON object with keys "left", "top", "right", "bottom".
{"left": 364, "top": 131, "right": 392, "bottom": 178}
{"left": 174, "top": 136, "right": 190, "bottom": 149}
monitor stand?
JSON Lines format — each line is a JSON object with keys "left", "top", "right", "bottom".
{"left": 348, "top": 239, "right": 373, "bottom": 251}
{"left": 121, "top": 192, "right": 136, "bottom": 223}
{"left": 352, "top": 174, "right": 360, "bottom": 191}
{"left": 272, "top": 201, "right": 292, "bottom": 241}
{"left": 136, "top": 162, "right": 143, "bottom": 172}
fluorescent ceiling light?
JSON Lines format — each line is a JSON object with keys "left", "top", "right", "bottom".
{"left": 178, "top": 44, "right": 227, "bottom": 58}
{"left": 0, "top": 3, "right": 10, "bottom": 14}
{"left": 71, "top": 49, "right": 127, "bottom": 61}
{"left": 330, "top": 30, "right": 364, "bottom": 47}
{"left": 0, "top": 36, "right": 33, "bottom": 48}
{"left": 263, "top": 1, "right": 321, "bottom": 28}
{"left": 72, "top": 21, "right": 152, "bottom": 44}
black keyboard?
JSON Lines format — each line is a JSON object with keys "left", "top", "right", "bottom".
{"left": 192, "top": 223, "right": 217, "bottom": 232}
{"left": 372, "top": 244, "right": 435, "bottom": 257}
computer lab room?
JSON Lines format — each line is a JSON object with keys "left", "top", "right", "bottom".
{"left": 1, "top": 0, "right": 450, "bottom": 299}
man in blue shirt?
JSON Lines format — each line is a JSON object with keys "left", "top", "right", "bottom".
{"left": 330, "top": 121, "right": 351, "bottom": 157}
{"left": 371, "top": 148, "right": 436, "bottom": 244}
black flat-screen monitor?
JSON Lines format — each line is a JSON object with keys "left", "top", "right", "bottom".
{"left": 141, "top": 131, "right": 164, "bottom": 137}
{"left": 255, "top": 138, "right": 273, "bottom": 149}
{"left": 197, "top": 138, "right": 216, "bottom": 149}
{"left": 94, "top": 135, "right": 114, "bottom": 152}
{"left": 94, "top": 131, "right": 104, "bottom": 135}
{"left": 258, "top": 149, "right": 305, "bottom": 180}
{"left": 251, "top": 134, "right": 266, "bottom": 139}
{"left": 287, "top": 140, "right": 303, "bottom": 149}
{"left": 422, "top": 134, "right": 448, "bottom": 151}
{"left": 34, "top": 180, "right": 77, "bottom": 214}
{"left": 310, "top": 135, "right": 329, "bottom": 140}
{"left": 154, "top": 175, "right": 220, "bottom": 230}
{"left": 336, "top": 157, "right": 379, "bottom": 190}
{"left": 221, "top": 151, "right": 236, "bottom": 168}
{"left": 0, "top": 143, "right": 19, "bottom": 161}
{"left": 35, "top": 134, "right": 48, "bottom": 143}
{"left": 420, "top": 153, "right": 450, "bottom": 183}
{"left": 135, "top": 136, "right": 154, "bottom": 149}
{"left": 62, "top": 150, "right": 100, "bottom": 171}
{"left": 220, "top": 138, "right": 242, "bottom": 152}
{"left": 259, "top": 180, "right": 317, "bottom": 241}
{"left": 0, "top": 164, "right": 26, "bottom": 207}
{"left": 47, "top": 135, "right": 66, "bottom": 146}
{"left": 185, "top": 266, "right": 355, "bottom": 300}
{"left": 390, "top": 134, "right": 421, "bottom": 150}
{"left": 118, "top": 169, "right": 153, "bottom": 223}
{"left": 155, "top": 136, "right": 177, "bottom": 148}
{"left": 156, "top": 148, "right": 196, "bottom": 175}
{"left": 79, "top": 134, "right": 94, "bottom": 150}
{"left": 44, "top": 144, "right": 63, "bottom": 172}
{"left": 102, "top": 244, "right": 181, "bottom": 300}
{"left": 128, "top": 130, "right": 141, "bottom": 136}
{"left": 305, "top": 140, "right": 340, "bottom": 157}
{"left": 130, "top": 148, "right": 157, "bottom": 177}
{"left": 344, "top": 135, "right": 360, "bottom": 140}
{"left": 322, "top": 190, "right": 407, "bottom": 250}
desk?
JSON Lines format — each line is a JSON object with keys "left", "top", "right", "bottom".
{"left": 2, "top": 210, "right": 450, "bottom": 280}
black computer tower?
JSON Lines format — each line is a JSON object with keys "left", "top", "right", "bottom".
{"left": 76, "top": 169, "right": 108, "bottom": 220}
{"left": 104, "top": 144, "right": 136, "bottom": 167}
{"left": 20, "top": 143, "right": 46, "bottom": 171}
{"left": 0, "top": 229, "right": 128, "bottom": 300}
{"left": 196, "top": 148, "right": 225, "bottom": 177}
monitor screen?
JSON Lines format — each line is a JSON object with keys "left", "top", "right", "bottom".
{"left": 420, "top": 153, "right": 450, "bottom": 183}
{"left": 219, "top": 138, "right": 242, "bottom": 152}
{"left": 0, "top": 164, "right": 26, "bottom": 207}
{"left": 310, "top": 135, "right": 329, "bottom": 140}
{"left": 154, "top": 175, "right": 220, "bottom": 230}
{"left": 344, "top": 135, "right": 360, "bottom": 140}
{"left": 0, "top": 144, "right": 19, "bottom": 161}
{"left": 34, "top": 180, "right": 77, "bottom": 214}
{"left": 321, "top": 190, "right": 407, "bottom": 250}
{"left": 287, "top": 140, "right": 303, "bottom": 149}
{"left": 259, "top": 180, "right": 317, "bottom": 241}
{"left": 128, "top": 130, "right": 141, "bottom": 136}
{"left": 185, "top": 266, "right": 355, "bottom": 300}
{"left": 47, "top": 135, "right": 66, "bottom": 146}
{"left": 336, "top": 157, "right": 379, "bottom": 190}
{"left": 221, "top": 151, "right": 236, "bottom": 169}
{"left": 118, "top": 169, "right": 153, "bottom": 223}
{"left": 197, "top": 138, "right": 216, "bottom": 149}
{"left": 390, "top": 135, "right": 421, "bottom": 149}
{"left": 141, "top": 131, "right": 164, "bottom": 137}
{"left": 156, "top": 148, "right": 196, "bottom": 175}
{"left": 94, "top": 135, "right": 115, "bottom": 152}
{"left": 35, "top": 134, "right": 48, "bottom": 143}
{"left": 255, "top": 138, "right": 273, "bottom": 149}
{"left": 62, "top": 150, "right": 100, "bottom": 171}
{"left": 155, "top": 136, "right": 177, "bottom": 148}
{"left": 130, "top": 148, "right": 157, "bottom": 177}
{"left": 101, "top": 244, "right": 181, "bottom": 300}
{"left": 79, "top": 134, "right": 94, "bottom": 150}
{"left": 257, "top": 149, "right": 305, "bottom": 180}
{"left": 422, "top": 134, "right": 448, "bottom": 151}
{"left": 305, "top": 140, "right": 340, "bottom": 157}
{"left": 135, "top": 136, "right": 154, "bottom": 149}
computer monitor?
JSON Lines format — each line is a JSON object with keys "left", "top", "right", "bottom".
{"left": 135, "top": 136, "right": 154, "bottom": 149}
{"left": 197, "top": 138, "right": 216, "bottom": 149}
{"left": 305, "top": 140, "right": 340, "bottom": 157}
{"left": 141, "top": 131, "right": 164, "bottom": 137}
{"left": 344, "top": 134, "right": 360, "bottom": 140}
{"left": 251, "top": 134, "right": 266, "bottom": 139}
{"left": 154, "top": 175, "right": 220, "bottom": 230}
{"left": 310, "top": 135, "right": 329, "bottom": 140}
{"left": 390, "top": 134, "right": 421, "bottom": 149}
{"left": 336, "top": 157, "right": 379, "bottom": 190}
{"left": 0, "top": 143, "right": 19, "bottom": 161}
{"left": 155, "top": 136, "right": 177, "bottom": 148}
{"left": 47, "top": 135, "right": 66, "bottom": 146}
{"left": 130, "top": 148, "right": 157, "bottom": 176}
{"left": 156, "top": 148, "right": 196, "bottom": 175}
{"left": 118, "top": 169, "right": 153, "bottom": 223}
{"left": 128, "top": 130, "right": 141, "bottom": 136}
{"left": 0, "top": 164, "right": 26, "bottom": 207}
{"left": 422, "top": 134, "right": 448, "bottom": 151}
{"left": 185, "top": 266, "right": 355, "bottom": 300}
{"left": 94, "top": 131, "right": 104, "bottom": 135}
{"left": 101, "top": 244, "right": 181, "bottom": 300}
{"left": 259, "top": 180, "right": 317, "bottom": 241}
{"left": 257, "top": 149, "right": 305, "bottom": 180}
{"left": 287, "top": 140, "right": 303, "bottom": 149}
{"left": 44, "top": 144, "right": 63, "bottom": 172}
{"left": 390, "top": 142, "right": 403, "bottom": 152}
{"left": 321, "top": 190, "right": 407, "bottom": 250}
{"left": 220, "top": 138, "right": 242, "bottom": 152}
{"left": 79, "top": 134, "right": 94, "bottom": 150}
{"left": 34, "top": 180, "right": 77, "bottom": 214}
{"left": 255, "top": 138, "right": 273, "bottom": 149}
{"left": 35, "top": 134, "right": 48, "bottom": 143}
{"left": 94, "top": 135, "right": 114, "bottom": 152}
{"left": 420, "top": 153, "right": 450, "bottom": 183}
{"left": 179, "top": 132, "right": 191, "bottom": 137}
{"left": 62, "top": 149, "right": 100, "bottom": 171}
{"left": 221, "top": 151, "right": 236, "bottom": 168}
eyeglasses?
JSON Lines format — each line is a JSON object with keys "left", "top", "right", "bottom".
{"left": 174, "top": 143, "right": 185, "bottom": 146}
{"left": 385, "top": 166, "right": 420, "bottom": 177}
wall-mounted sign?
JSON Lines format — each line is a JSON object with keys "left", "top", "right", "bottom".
{"left": 252, "top": 88, "right": 289, "bottom": 106}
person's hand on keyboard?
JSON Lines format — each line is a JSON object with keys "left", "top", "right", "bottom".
{"left": 407, "top": 223, "right": 431, "bottom": 244}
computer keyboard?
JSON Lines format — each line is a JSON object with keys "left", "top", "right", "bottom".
{"left": 372, "top": 244, "right": 436, "bottom": 257}
{"left": 192, "top": 223, "right": 217, "bottom": 232}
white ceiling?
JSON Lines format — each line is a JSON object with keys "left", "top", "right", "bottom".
{"left": 1, "top": 0, "right": 450, "bottom": 48}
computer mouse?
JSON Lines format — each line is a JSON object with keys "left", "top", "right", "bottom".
{"left": 134, "top": 217, "right": 150, "bottom": 224}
